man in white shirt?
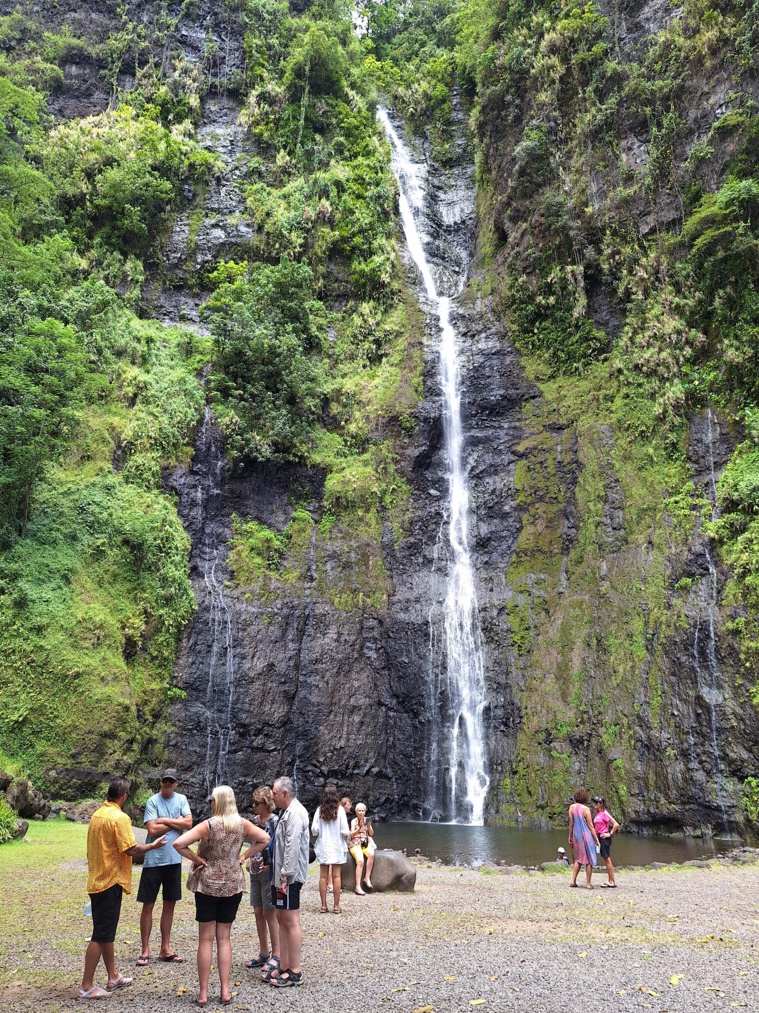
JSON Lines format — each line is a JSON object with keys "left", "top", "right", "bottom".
{"left": 136, "top": 769, "right": 192, "bottom": 965}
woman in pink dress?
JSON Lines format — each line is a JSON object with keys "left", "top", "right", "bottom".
{"left": 568, "top": 788, "right": 600, "bottom": 889}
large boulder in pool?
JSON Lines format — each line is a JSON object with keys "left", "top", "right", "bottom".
{"left": 340, "top": 849, "right": 416, "bottom": 892}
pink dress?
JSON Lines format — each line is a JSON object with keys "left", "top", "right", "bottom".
{"left": 570, "top": 804, "right": 597, "bottom": 867}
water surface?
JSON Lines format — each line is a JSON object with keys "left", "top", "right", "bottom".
{"left": 375, "top": 821, "right": 722, "bottom": 867}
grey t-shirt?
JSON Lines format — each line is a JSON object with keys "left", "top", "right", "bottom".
{"left": 143, "top": 791, "right": 191, "bottom": 867}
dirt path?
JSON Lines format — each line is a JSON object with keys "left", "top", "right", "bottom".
{"left": 2, "top": 851, "right": 759, "bottom": 1013}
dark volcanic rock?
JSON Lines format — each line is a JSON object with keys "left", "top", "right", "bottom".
{"left": 4, "top": 779, "right": 51, "bottom": 820}
{"left": 166, "top": 105, "right": 536, "bottom": 820}
{"left": 43, "top": 767, "right": 107, "bottom": 801}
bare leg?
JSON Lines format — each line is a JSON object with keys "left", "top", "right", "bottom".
{"left": 585, "top": 863, "right": 593, "bottom": 888}
{"left": 274, "top": 910, "right": 289, "bottom": 978}
{"left": 355, "top": 860, "right": 365, "bottom": 894}
{"left": 364, "top": 852, "right": 374, "bottom": 888}
{"left": 332, "top": 866, "right": 341, "bottom": 910}
{"left": 82, "top": 942, "right": 103, "bottom": 990}
{"left": 278, "top": 909, "right": 302, "bottom": 974}
{"left": 319, "top": 865, "right": 329, "bottom": 908}
{"left": 197, "top": 921, "right": 215, "bottom": 1003}
{"left": 158, "top": 900, "right": 176, "bottom": 957}
{"left": 216, "top": 922, "right": 233, "bottom": 1002}
{"left": 139, "top": 903, "right": 154, "bottom": 960}
{"left": 264, "top": 908, "right": 279, "bottom": 958}
{"left": 570, "top": 861, "right": 580, "bottom": 886}
{"left": 253, "top": 906, "right": 269, "bottom": 956}
{"left": 605, "top": 856, "right": 616, "bottom": 886}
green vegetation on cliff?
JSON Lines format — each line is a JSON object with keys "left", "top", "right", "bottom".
{"left": 0, "top": 0, "right": 424, "bottom": 789}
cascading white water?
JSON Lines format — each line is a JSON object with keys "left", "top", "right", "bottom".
{"left": 693, "top": 406, "right": 730, "bottom": 832}
{"left": 377, "top": 107, "right": 489, "bottom": 825}
{"left": 195, "top": 407, "right": 236, "bottom": 792}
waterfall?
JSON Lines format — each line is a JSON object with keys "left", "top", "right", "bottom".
{"left": 693, "top": 405, "right": 729, "bottom": 832}
{"left": 377, "top": 107, "right": 489, "bottom": 825}
{"left": 194, "top": 407, "right": 236, "bottom": 792}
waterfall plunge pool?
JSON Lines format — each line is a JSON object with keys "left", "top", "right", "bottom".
{"left": 375, "top": 822, "right": 728, "bottom": 867}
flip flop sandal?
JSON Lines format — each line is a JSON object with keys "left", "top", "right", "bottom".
{"left": 157, "top": 954, "right": 183, "bottom": 963}
{"left": 135, "top": 957, "right": 150, "bottom": 966}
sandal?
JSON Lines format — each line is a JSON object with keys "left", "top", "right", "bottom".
{"left": 77, "top": 986, "right": 111, "bottom": 1000}
{"left": 319, "top": 906, "right": 328, "bottom": 913}
{"left": 600, "top": 882, "right": 617, "bottom": 888}
{"left": 271, "top": 969, "right": 303, "bottom": 988}
{"left": 355, "top": 888, "right": 365, "bottom": 895}
{"left": 157, "top": 953, "right": 183, "bottom": 963}
{"left": 246, "top": 952, "right": 270, "bottom": 968}
{"left": 135, "top": 956, "right": 150, "bottom": 967}
{"left": 333, "top": 907, "right": 341, "bottom": 914}
{"left": 106, "top": 976, "right": 132, "bottom": 991}
{"left": 261, "top": 956, "right": 280, "bottom": 982}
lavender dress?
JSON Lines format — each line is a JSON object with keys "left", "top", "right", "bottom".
{"left": 570, "top": 804, "right": 597, "bottom": 867}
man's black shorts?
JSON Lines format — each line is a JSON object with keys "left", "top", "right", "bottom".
{"left": 137, "top": 864, "right": 183, "bottom": 904}
{"left": 194, "top": 891, "right": 243, "bottom": 924}
{"left": 599, "top": 837, "right": 613, "bottom": 859}
{"left": 90, "top": 883, "right": 123, "bottom": 944}
{"left": 271, "top": 881, "right": 302, "bottom": 911}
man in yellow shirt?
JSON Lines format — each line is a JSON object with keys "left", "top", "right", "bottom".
{"left": 78, "top": 776, "right": 168, "bottom": 1000}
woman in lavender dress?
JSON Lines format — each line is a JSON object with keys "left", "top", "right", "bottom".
{"left": 568, "top": 788, "right": 600, "bottom": 889}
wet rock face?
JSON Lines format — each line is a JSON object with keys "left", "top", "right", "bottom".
{"left": 165, "top": 106, "right": 536, "bottom": 819}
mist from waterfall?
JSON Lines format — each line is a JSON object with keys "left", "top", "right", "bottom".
{"left": 377, "top": 107, "right": 489, "bottom": 825}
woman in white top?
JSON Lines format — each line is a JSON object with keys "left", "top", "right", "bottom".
{"left": 311, "top": 785, "right": 349, "bottom": 914}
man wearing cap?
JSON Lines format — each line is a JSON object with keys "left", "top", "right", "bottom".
{"left": 136, "top": 769, "right": 192, "bottom": 965}
{"left": 555, "top": 846, "right": 570, "bottom": 865}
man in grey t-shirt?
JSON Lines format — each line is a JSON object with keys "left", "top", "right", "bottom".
{"left": 269, "top": 776, "right": 309, "bottom": 987}
{"left": 136, "top": 769, "right": 192, "bottom": 965}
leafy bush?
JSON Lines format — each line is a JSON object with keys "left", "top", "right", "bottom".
{"left": 0, "top": 797, "right": 16, "bottom": 844}
{"left": 204, "top": 259, "right": 325, "bottom": 462}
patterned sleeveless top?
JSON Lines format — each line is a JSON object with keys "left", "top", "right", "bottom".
{"left": 186, "top": 816, "right": 246, "bottom": 897}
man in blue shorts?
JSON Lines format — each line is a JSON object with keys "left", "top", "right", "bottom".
{"left": 136, "top": 768, "right": 192, "bottom": 965}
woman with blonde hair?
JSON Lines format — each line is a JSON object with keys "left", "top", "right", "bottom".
{"left": 349, "top": 802, "right": 374, "bottom": 894}
{"left": 245, "top": 786, "right": 280, "bottom": 979}
{"left": 174, "top": 786, "right": 269, "bottom": 1006}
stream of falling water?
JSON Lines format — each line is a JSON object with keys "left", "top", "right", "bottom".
{"left": 377, "top": 107, "right": 489, "bottom": 825}
{"left": 194, "top": 407, "right": 236, "bottom": 793}
{"left": 693, "top": 406, "right": 730, "bottom": 831}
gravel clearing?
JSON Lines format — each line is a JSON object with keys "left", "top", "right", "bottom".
{"left": 3, "top": 859, "right": 759, "bottom": 1013}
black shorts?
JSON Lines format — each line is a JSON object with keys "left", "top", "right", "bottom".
{"left": 194, "top": 891, "right": 243, "bottom": 924}
{"left": 599, "top": 837, "right": 613, "bottom": 859}
{"left": 137, "top": 864, "right": 183, "bottom": 904}
{"left": 90, "top": 884, "right": 123, "bottom": 944}
{"left": 271, "top": 881, "right": 302, "bottom": 911}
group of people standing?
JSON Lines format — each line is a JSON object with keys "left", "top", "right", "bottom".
{"left": 566, "top": 788, "right": 620, "bottom": 888}
{"left": 78, "top": 769, "right": 378, "bottom": 1003}
{"left": 78, "top": 770, "right": 319, "bottom": 1002}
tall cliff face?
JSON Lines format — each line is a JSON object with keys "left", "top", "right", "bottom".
{"left": 4, "top": 0, "right": 757, "bottom": 831}
{"left": 461, "top": 0, "right": 759, "bottom": 831}
{"left": 164, "top": 103, "right": 535, "bottom": 818}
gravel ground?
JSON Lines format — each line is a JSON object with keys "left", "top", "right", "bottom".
{"left": 3, "top": 860, "right": 759, "bottom": 1013}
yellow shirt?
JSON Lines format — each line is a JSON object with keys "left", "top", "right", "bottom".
{"left": 86, "top": 801, "right": 137, "bottom": 895}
